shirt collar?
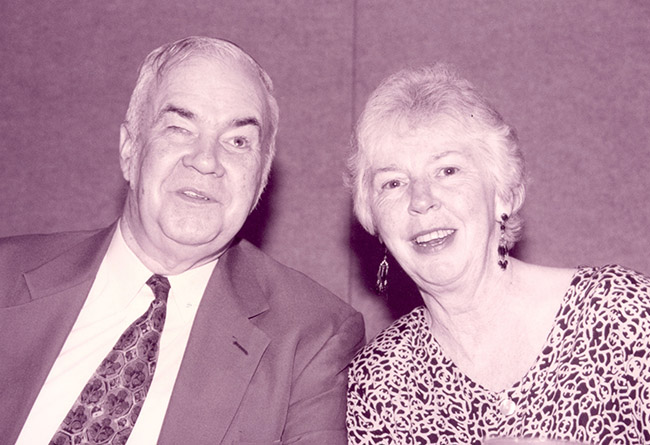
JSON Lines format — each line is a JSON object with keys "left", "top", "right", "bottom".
{"left": 90, "top": 221, "right": 153, "bottom": 307}
{"left": 167, "top": 258, "right": 216, "bottom": 322}
{"left": 107, "top": 220, "right": 217, "bottom": 320}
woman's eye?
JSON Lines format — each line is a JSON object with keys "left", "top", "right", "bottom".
{"left": 382, "top": 179, "right": 402, "bottom": 190}
{"left": 440, "top": 167, "right": 458, "bottom": 176}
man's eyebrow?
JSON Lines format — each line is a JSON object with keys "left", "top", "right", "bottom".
{"left": 156, "top": 106, "right": 261, "bottom": 130}
{"left": 231, "top": 117, "right": 261, "bottom": 129}
{"left": 157, "top": 104, "right": 196, "bottom": 121}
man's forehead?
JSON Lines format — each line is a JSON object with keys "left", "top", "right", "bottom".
{"left": 162, "top": 56, "right": 265, "bottom": 101}
{"left": 149, "top": 58, "right": 264, "bottom": 111}
{"left": 159, "top": 54, "right": 263, "bottom": 90}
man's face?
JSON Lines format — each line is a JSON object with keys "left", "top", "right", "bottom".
{"left": 120, "top": 56, "right": 269, "bottom": 267}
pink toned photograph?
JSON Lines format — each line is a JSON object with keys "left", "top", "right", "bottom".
{"left": 1, "top": 1, "right": 648, "bottom": 444}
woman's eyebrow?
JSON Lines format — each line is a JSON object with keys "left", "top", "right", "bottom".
{"left": 374, "top": 165, "right": 400, "bottom": 173}
{"left": 431, "top": 150, "right": 461, "bottom": 160}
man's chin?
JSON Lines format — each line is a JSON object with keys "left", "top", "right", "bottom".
{"left": 162, "top": 226, "right": 231, "bottom": 251}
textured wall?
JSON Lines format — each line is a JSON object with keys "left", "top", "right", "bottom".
{"left": 1, "top": 1, "right": 648, "bottom": 340}
{"left": 0, "top": 0, "right": 356, "bottom": 302}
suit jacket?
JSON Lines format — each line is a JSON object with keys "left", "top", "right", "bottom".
{"left": 0, "top": 224, "right": 365, "bottom": 444}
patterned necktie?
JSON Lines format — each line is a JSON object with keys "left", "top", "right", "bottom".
{"left": 50, "top": 274, "right": 170, "bottom": 445}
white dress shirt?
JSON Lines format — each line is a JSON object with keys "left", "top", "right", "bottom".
{"left": 16, "top": 223, "right": 216, "bottom": 445}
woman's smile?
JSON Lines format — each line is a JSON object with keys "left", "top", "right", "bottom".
{"left": 412, "top": 228, "right": 456, "bottom": 250}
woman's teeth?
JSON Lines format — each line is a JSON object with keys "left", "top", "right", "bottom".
{"left": 415, "top": 229, "right": 454, "bottom": 245}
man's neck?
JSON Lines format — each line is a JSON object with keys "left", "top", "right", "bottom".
{"left": 118, "top": 217, "right": 226, "bottom": 275}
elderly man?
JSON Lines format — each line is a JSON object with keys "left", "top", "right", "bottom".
{"left": 1, "top": 36, "right": 364, "bottom": 444}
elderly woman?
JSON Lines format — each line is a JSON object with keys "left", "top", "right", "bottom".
{"left": 346, "top": 64, "right": 650, "bottom": 444}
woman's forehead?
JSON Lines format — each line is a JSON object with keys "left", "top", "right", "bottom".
{"left": 368, "top": 115, "right": 476, "bottom": 153}
{"left": 363, "top": 119, "right": 497, "bottom": 180}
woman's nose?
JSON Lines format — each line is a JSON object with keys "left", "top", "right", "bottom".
{"left": 408, "top": 180, "right": 440, "bottom": 214}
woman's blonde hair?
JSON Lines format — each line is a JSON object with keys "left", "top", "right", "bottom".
{"left": 348, "top": 64, "right": 526, "bottom": 249}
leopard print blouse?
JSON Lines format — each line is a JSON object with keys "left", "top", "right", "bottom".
{"left": 347, "top": 265, "right": 650, "bottom": 444}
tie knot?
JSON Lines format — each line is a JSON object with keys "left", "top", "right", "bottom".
{"left": 147, "top": 274, "right": 170, "bottom": 302}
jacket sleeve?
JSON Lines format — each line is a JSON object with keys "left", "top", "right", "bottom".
{"left": 281, "top": 310, "right": 365, "bottom": 444}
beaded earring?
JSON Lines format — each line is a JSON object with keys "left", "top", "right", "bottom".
{"left": 376, "top": 247, "right": 389, "bottom": 296}
{"left": 498, "top": 213, "right": 510, "bottom": 270}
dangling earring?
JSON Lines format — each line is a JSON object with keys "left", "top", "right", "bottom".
{"left": 498, "top": 213, "right": 509, "bottom": 270}
{"left": 376, "top": 247, "right": 389, "bottom": 296}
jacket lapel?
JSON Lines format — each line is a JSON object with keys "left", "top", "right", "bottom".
{"left": 0, "top": 225, "right": 114, "bottom": 442}
{"left": 159, "top": 240, "right": 271, "bottom": 444}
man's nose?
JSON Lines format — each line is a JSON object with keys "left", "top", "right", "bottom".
{"left": 182, "top": 138, "right": 226, "bottom": 176}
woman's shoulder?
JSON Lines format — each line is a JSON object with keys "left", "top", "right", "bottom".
{"left": 575, "top": 264, "right": 650, "bottom": 319}
{"left": 571, "top": 264, "right": 650, "bottom": 301}
{"left": 519, "top": 261, "right": 650, "bottom": 304}
{"left": 593, "top": 263, "right": 649, "bottom": 284}
{"left": 564, "top": 264, "right": 650, "bottom": 344}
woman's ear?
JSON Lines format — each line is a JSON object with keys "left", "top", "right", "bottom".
{"left": 496, "top": 184, "right": 525, "bottom": 220}
{"left": 509, "top": 183, "right": 526, "bottom": 216}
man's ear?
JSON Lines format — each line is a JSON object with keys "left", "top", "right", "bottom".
{"left": 119, "top": 123, "right": 136, "bottom": 183}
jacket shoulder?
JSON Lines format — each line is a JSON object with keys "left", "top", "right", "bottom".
{"left": 228, "top": 239, "right": 359, "bottom": 320}
{"left": 0, "top": 228, "right": 108, "bottom": 287}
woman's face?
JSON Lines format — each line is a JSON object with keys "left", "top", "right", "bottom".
{"left": 367, "top": 119, "right": 503, "bottom": 291}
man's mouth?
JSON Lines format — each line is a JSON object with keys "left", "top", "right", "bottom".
{"left": 179, "top": 189, "right": 212, "bottom": 202}
{"left": 413, "top": 229, "right": 455, "bottom": 246}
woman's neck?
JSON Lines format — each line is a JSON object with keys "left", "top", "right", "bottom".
{"left": 419, "top": 259, "right": 573, "bottom": 392}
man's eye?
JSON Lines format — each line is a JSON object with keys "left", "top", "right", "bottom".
{"left": 168, "top": 126, "right": 191, "bottom": 135}
{"left": 228, "top": 136, "right": 250, "bottom": 149}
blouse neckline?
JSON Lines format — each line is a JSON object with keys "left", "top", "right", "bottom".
{"left": 416, "top": 266, "right": 591, "bottom": 398}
